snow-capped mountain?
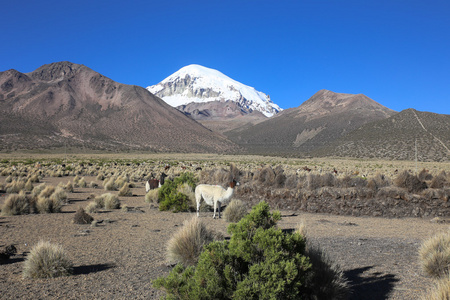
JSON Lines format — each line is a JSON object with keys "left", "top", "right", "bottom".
{"left": 147, "top": 64, "right": 282, "bottom": 117}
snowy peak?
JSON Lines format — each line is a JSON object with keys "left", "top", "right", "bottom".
{"left": 147, "top": 64, "right": 282, "bottom": 117}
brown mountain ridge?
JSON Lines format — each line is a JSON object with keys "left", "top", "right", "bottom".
{"left": 313, "top": 108, "right": 450, "bottom": 161}
{"left": 224, "top": 89, "right": 397, "bottom": 155}
{"left": 0, "top": 62, "right": 239, "bottom": 153}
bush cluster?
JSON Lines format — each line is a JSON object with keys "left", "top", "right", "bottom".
{"left": 153, "top": 201, "right": 348, "bottom": 299}
{"left": 1, "top": 185, "right": 68, "bottom": 215}
{"left": 158, "top": 173, "right": 197, "bottom": 212}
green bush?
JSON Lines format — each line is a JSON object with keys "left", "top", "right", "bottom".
{"left": 153, "top": 201, "right": 313, "bottom": 299}
{"left": 158, "top": 173, "right": 197, "bottom": 212}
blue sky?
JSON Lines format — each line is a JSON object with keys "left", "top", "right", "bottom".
{"left": 2, "top": 0, "right": 449, "bottom": 114}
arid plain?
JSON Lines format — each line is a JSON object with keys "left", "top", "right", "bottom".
{"left": 0, "top": 153, "right": 449, "bottom": 299}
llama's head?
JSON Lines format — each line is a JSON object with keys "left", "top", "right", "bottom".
{"left": 229, "top": 179, "right": 240, "bottom": 188}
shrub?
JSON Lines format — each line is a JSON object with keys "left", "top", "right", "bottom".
{"left": 419, "top": 169, "right": 433, "bottom": 181}
{"left": 50, "top": 187, "right": 68, "bottom": 204}
{"left": 177, "top": 182, "right": 195, "bottom": 208}
{"left": 394, "top": 171, "right": 427, "bottom": 193}
{"left": 73, "top": 207, "right": 93, "bottom": 224}
{"left": 85, "top": 201, "right": 98, "bottom": 213}
{"left": 223, "top": 199, "right": 247, "bottom": 223}
{"left": 367, "top": 173, "right": 391, "bottom": 191}
{"left": 159, "top": 192, "right": 190, "bottom": 213}
{"left": 22, "top": 241, "right": 73, "bottom": 278}
{"left": 1, "top": 192, "right": 30, "bottom": 215}
{"left": 419, "top": 273, "right": 450, "bottom": 300}
{"left": 39, "top": 185, "right": 56, "bottom": 198}
{"left": 118, "top": 183, "right": 132, "bottom": 196}
{"left": 429, "top": 171, "right": 448, "bottom": 189}
{"left": 29, "top": 174, "right": 40, "bottom": 183}
{"left": 166, "top": 217, "right": 219, "bottom": 266}
{"left": 104, "top": 177, "right": 116, "bottom": 191}
{"left": 154, "top": 201, "right": 315, "bottom": 299}
{"left": 89, "top": 181, "right": 98, "bottom": 188}
{"left": 419, "top": 230, "right": 450, "bottom": 278}
{"left": 24, "top": 179, "right": 33, "bottom": 192}
{"left": 78, "top": 177, "right": 87, "bottom": 188}
{"left": 103, "top": 193, "right": 120, "bottom": 209}
{"left": 5, "top": 180, "right": 25, "bottom": 194}
{"left": 64, "top": 181, "right": 74, "bottom": 193}
{"left": 145, "top": 189, "right": 159, "bottom": 203}
{"left": 36, "top": 195, "right": 62, "bottom": 213}
{"left": 304, "top": 244, "right": 349, "bottom": 299}
{"left": 31, "top": 183, "right": 47, "bottom": 197}
{"left": 158, "top": 173, "right": 197, "bottom": 212}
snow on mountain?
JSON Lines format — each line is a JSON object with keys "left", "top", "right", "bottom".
{"left": 147, "top": 64, "right": 282, "bottom": 117}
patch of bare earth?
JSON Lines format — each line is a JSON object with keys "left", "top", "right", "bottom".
{"left": 0, "top": 175, "right": 448, "bottom": 299}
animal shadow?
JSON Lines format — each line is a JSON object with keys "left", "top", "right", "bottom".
{"left": 73, "top": 263, "right": 115, "bottom": 275}
{"left": 346, "top": 266, "right": 399, "bottom": 300}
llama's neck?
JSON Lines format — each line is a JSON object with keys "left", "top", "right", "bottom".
{"left": 224, "top": 186, "right": 235, "bottom": 199}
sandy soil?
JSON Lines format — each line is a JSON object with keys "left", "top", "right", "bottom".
{"left": 0, "top": 175, "right": 448, "bottom": 299}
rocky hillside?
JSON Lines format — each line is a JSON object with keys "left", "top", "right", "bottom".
{"left": 314, "top": 108, "right": 450, "bottom": 161}
{"left": 224, "top": 89, "right": 396, "bottom": 155}
{"left": 0, "top": 62, "right": 239, "bottom": 153}
{"left": 177, "top": 100, "right": 268, "bottom": 133}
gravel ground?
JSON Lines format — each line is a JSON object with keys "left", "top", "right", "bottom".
{"left": 0, "top": 176, "right": 448, "bottom": 299}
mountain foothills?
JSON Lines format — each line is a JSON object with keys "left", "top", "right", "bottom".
{"left": 0, "top": 61, "right": 448, "bottom": 162}
{"left": 314, "top": 108, "right": 450, "bottom": 161}
{"left": 0, "top": 62, "right": 239, "bottom": 153}
{"left": 224, "top": 90, "right": 397, "bottom": 152}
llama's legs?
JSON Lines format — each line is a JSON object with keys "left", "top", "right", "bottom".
{"left": 218, "top": 201, "right": 221, "bottom": 219}
{"left": 196, "top": 196, "right": 200, "bottom": 217}
{"left": 213, "top": 201, "right": 217, "bottom": 219}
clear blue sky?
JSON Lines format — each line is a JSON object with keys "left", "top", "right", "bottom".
{"left": 2, "top": 0, "right": 449, "bottom": 114}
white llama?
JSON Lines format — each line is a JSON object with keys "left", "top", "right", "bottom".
{"left": 195, "top": 179, "right": 239, "bottom": 219}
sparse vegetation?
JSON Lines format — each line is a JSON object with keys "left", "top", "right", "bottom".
{"left": 154, "top": 201, "right": 348, "bottom": 299}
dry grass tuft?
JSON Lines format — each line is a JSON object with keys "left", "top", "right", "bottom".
{"left": 305, "top": 244, "right": 350, "bottom": 300}
{"left": 419, "top": 230, "right": 450, "bottom": 278}
{"left": 420, "top": 273, "right": 450, "bottom": 300}
{"left": 103, "top": 193, "right": 120, "bottom": 209}
{"left": 223, "top": 199, "right": 247, "bottom": 223}
{"left": 118, "top": 183, "right": 132, "bottom": 197}
{"left": 22, "top": 241, "right": 73, "bottom": 279}
{"left": 1, "top": 192, "right": 31, "bottom": 215}
{"left": 166, "top": 217, "right": 219, "bottom": 266}
{"left": 145, "top": 189, "right": 159, "bottom": 203}
{"left": 85, "top": 201, "right": 98, "bottom": 213}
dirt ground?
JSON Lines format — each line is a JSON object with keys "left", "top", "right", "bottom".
{"left": 0, "top": 175, "right": 449, "bottom": 299}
